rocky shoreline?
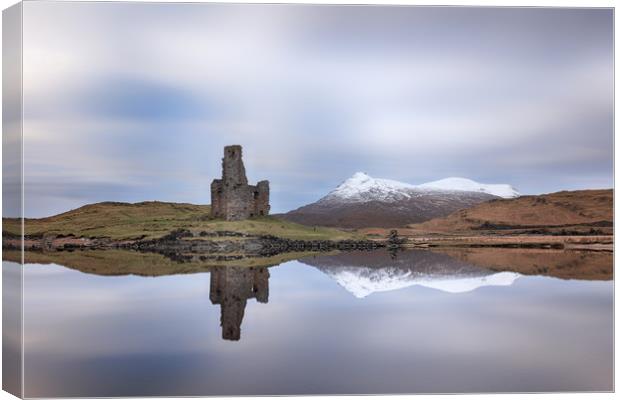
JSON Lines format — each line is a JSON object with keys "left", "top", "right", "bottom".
{"left": 3, "top": 228, "right": 612, "bottom": 257}
{"left": 2, "top": 229, "right": 385, "bottom": 256}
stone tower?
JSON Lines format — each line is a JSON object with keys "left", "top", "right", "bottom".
{"left": 210, "top": 145, "right": 270, "bottom": 221}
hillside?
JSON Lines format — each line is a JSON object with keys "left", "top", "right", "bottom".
{"left": 411, "top": 189, "right": 613, "bottom": 233}
{"left": 2, "top": 201, "right": 357, "bottom": 241}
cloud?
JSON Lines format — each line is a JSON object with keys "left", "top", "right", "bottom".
{"left": 20, "top": 3, "right": 613, "bottom": 216}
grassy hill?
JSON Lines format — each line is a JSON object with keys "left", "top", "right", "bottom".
{"left": 410, "top": 189, "right": 613, "bottom": 233}
{"left": 2, "top": 201, "right": 358, "bottom": 241}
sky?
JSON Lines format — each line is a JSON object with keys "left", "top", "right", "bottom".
{"left": 19, "top": 2, "right": 613, "bottom": 217}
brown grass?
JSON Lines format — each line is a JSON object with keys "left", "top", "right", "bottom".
{"left": 410, "top": 189, "right": 612, "bottom": 233}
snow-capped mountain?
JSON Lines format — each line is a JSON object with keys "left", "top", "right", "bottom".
{"left": 282, "top": 172, "right": 518, "bottom": 228}
{"left": 326, "top": 172, "right": 419, "bottom": 202}
{"left": 300, "top": 249, "right": 520, "bottom": 298}
{"left": 326, "top": 172, "right": 519, "bottom": 203}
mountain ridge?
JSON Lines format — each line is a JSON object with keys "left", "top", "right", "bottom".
{"left": 282, "top": 172, "right": 518, "bottom": 228}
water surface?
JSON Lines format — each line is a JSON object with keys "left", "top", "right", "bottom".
{"left": 11, "top": 248, "right": 613, "bottom": 396}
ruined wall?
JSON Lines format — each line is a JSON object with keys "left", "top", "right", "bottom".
{"left": 254, "top": 180, "right": 270, "bottom": 217}
{"left": 210, "top": 179, "right": 223, "bottom": 216}
{"left": 210, "top": 145, "right": 270, "bottom": 221}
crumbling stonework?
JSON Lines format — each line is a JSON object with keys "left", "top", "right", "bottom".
{"left": 211, "top": 145, "right": 270, "bottom": 221}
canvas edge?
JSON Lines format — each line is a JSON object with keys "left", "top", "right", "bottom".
{"left": 2, "top": 1, "right": 24, "bottom": 398}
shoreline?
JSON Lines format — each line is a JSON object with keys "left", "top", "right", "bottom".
{"left": 400, "top": 234, "right": 613, "bottom": 251}
{"left": 2, "top": 229, "right": 384, "bottom": 255}
{"left": 3, "top": 231, "right": 613, "bottom": 254}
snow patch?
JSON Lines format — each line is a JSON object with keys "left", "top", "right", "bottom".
{"left": 418, "top": 177, "right": 520, "bottom": 198}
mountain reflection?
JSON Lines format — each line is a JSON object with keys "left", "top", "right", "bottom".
{"left": 301, "top": 250, "right": 520, "bottom": 298}
{"left": 209, "top": 266, "right": 270, "bottom": 341}
{"left": 300, "top": 248, "right": 612, "bottom": 298}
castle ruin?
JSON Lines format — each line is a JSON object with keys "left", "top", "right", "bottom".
{"left": 210, "top": 145, "right": 270, "bottom": 221}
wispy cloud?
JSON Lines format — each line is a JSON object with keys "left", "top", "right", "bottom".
{"left": 22, "top": 3, "right": 613, "bottom": 216}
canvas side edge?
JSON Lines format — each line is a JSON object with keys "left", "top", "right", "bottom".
{"left": 2, "top": 2, "right": 24, "bottom": 399}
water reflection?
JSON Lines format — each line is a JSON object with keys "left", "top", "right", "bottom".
{"left": 437, "top": 247, "right": 613, "bottom": 280}
{"left": 8, "top": 247, "right": 611, "bottom": 342}
{"left": 5, "top": 247, "right": 612, "bottom": 282}
{"left": 209, "top": 266, "right": 269, "bottom": 340}
{"left": 301, "top": 249, "right": 522, "bottom": 298}
{"left": 8, "top": 247, "right": 614, "bottom": 396}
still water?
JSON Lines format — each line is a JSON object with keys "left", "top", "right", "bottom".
{"left": 9, "top": 248, "right": 614, "bottom": 396}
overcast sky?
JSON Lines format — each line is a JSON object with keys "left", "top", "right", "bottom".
{"left": 21, "top": 3, "right": 613, "bottom": 217}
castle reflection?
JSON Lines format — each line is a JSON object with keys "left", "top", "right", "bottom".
{"left": 209, "top": 266, "right": 270, "bottom": 341}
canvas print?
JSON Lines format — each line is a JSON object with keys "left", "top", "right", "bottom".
{"left": 2, "top": 2, "right": 614, "bottom": 397}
